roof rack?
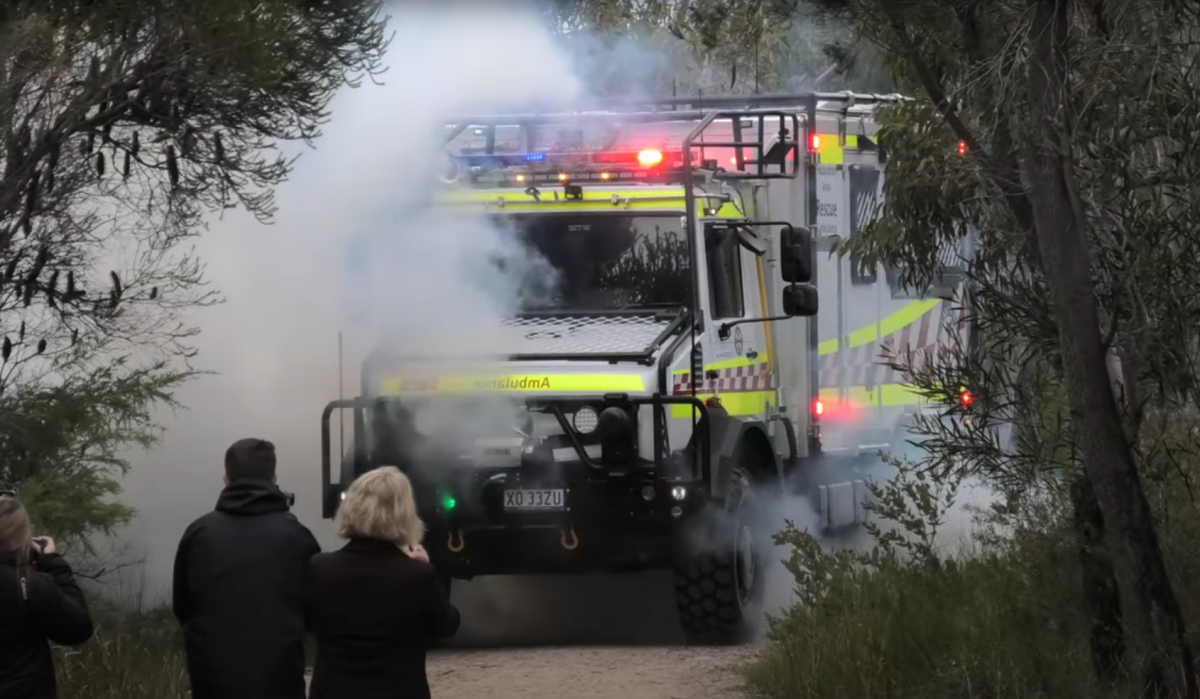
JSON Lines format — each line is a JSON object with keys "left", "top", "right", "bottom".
{"left": 446, "top": 92, "right": 907, "bottom": 123}
{"left": 442, "top": 92, "right": 907, "bottom": 184}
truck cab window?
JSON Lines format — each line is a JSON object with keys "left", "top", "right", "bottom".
{"left": 705, "top": 226, "right": 744, "bottom": 319}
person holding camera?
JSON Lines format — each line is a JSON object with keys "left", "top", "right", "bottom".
{"left": 172, "top": 438, "right": 321, "bottom": 699}
{"left": 0, "top": 491, "right": 94, "bottom": 699}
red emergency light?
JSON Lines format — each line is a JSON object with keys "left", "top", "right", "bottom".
{"left": 637, "top": 148, "right": 664, "bottom": 166}
{"left": 813, "top": 398, "right": 824, "bottom": 417}
{"left": 808, "top": 133, "right": 821, "bottom": 152}
{"left": 957, "top": 140, "right": 967, "bottom": 156}
{"left": 959, "top": 390, "right": 973, "bottom": 407}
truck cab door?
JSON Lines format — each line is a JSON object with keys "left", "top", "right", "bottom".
{"left": 701, "top": 224, "right": 767, "bottom": 408}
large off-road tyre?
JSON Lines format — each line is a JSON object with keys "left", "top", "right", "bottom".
{"left": 673, "top": 465, "right": 766, "bottom": 645}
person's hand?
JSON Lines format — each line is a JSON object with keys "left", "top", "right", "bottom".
{"left": 32, "top": 536, "right": 55, "bottom": 555}
{"left": 404, "top": 544, "right": 429, "bottom": 563}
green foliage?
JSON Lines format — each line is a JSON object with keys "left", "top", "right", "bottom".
{"left": 0, "top": 0, "right": 387, "bottom": 549}
{"left": 0, "top": 360, "right": 192, "bottom": 546}
{"left": 543, "top": 0, "right": 893, "bottom": 97}
{"left": 746, "top": 457, "right": 1114, "bottom": 699}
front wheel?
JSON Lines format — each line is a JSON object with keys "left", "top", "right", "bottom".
{"left": 673, "top": 467, "right": 766, "bottom": 645}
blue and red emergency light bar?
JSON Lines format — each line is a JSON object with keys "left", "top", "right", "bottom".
{"left": 444, "top": 147, "right": 716, "bottom": 186}
{"left": 452, "top": 147, "right": 681, "bottom": 170}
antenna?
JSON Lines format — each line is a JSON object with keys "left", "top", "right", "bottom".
{"left": 338, "top": 331, "right": 345, "bottom": 459}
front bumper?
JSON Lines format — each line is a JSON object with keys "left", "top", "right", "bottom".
{"left": 418, "top": 464, "right": 706, "bottom": 576}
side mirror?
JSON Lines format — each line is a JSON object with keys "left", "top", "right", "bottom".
{"left": 322, "top": 484, "right": 344, "bottom": 519}
{"left": 782, "top": 284, "right": 819, "bottom": 317}
{"left": 780, "top": 225, "right": 813, "bottom": 283}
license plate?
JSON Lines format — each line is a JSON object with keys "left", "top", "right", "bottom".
{"left": 503, "top": 489, "right": 565, "bottom": 511}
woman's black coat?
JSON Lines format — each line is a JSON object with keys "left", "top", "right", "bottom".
{"left": 306, "top": 538, "right": 460, "bottom": 699}
{"left": 0, "top": 551, "right": 94, "bottom": 699}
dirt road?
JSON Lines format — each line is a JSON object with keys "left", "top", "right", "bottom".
{"left": 427, "top": 645, "right": 756, "bottom": 699}
{"left": 427, "top": 572, "right": 765, "bottom": 699}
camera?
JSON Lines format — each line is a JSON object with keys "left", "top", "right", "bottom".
{"left": 29, "top": 537, "right": 48, "bottom": 565}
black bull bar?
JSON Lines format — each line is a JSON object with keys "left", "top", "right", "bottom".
{"left": 319, "top": 395, "right": 713, "bottom": 517}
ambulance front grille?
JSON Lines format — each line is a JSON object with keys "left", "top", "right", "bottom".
{"left": 502, "top": 313, "right": 677, "bottom": 356}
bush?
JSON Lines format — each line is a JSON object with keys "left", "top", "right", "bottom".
{"left": 54, "top": 605, "right": 188, "bottom": 699}
{"left": 51, "top": 598, "right": 319, "bottom": 699}
{"left": 744, "top": 458, "right": 1148, "bottom": 699}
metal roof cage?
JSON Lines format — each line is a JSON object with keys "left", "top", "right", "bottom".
{"left": 442, "top": 92, "right": 907, "bottom": 186}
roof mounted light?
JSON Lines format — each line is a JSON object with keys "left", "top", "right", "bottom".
{"left": 637, "top": 148, "right": 664, "bottom": 166}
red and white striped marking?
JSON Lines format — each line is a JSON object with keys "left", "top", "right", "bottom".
{"left": 672, "top": 363, "right": 777, "bottom": 394}
{"left": 818, "top": 306, "right": 944, "bottom": 387}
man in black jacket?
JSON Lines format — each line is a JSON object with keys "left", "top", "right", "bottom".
{"left": 172, "top": 438, "right": 321, "bottom": 699}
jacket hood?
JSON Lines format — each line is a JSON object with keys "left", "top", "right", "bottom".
{"left": 215, "top": 480, "right": 291, "bottom": 516}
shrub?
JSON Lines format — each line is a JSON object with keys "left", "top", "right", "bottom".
{"left": 55, "top": 605, "right": 188, "bottom": 699}
{"left": 744, "top": 458, "right": 1138, "bottom": 699}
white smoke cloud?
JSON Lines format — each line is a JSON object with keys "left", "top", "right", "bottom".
{"left": 114, "top": 0, "right": 581, "bottom": 598}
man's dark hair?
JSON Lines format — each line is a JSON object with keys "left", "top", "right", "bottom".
{"left": 225, "top": 438, "right": 277, "bottom": 482}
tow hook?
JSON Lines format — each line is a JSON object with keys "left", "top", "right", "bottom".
{"left": 560, "top": 527, "right": 579, "bottom": 551}
{"left": 447, "top": 529, "right": 465, "bottom": 553}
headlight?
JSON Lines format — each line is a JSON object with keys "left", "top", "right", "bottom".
{"left": 573, "top": 406, "right": 599, "bottom": 434}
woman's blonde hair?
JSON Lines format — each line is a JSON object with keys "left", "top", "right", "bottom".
{"left": 0, "top": 495, "right": 33, "bottom": 564}
{"left": 335, "top": 466, "right": 424, "bottom": 547}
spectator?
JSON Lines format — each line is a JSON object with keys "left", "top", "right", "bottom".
{"left": 307, "top": 466, "right": 460, "bottom": 699}
{"left": 172, "top": 438, "right": 321, "bottom": 699}
{"left": 0, "top": 490, "right": 94, "bottom": 699}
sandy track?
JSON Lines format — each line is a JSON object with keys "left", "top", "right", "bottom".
{"left": 430, "top": 572, "right": 762, "bottom": 699}
{"left": 427, "top": 645, "right": 757, "bottom": 699}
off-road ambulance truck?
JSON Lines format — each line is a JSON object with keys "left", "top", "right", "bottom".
{"left": 317, "top": 93, "right": 969, "bottom": 645}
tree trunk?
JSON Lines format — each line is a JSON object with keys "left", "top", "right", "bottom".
{"left": 1071, "top": 474, "right": 1125, "bottom": 682}
{"left": 1023, "top": 1, "right": 1196, "bottom": 697}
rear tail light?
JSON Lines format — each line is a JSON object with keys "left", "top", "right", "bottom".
{"left": 812, "top": 398, "right": 824, "bottom": 417}
{"left": 959, "top": 390, "right": 973, "bottom": 408}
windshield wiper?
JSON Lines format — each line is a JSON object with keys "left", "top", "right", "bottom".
{"left": 618, "top": 302, "right": 683, "bottom": 310}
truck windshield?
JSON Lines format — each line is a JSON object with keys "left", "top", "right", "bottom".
{"left": 497, "top": 213, "right": 691, "bottom": 311}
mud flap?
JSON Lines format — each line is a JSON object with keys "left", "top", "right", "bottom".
{"left": 817, "top": 480, "right": 871, "bottom": 532}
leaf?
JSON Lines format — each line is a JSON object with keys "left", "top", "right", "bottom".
{"left": 96, "top": 152, "right": 105, "bottom": 177}
{"left": 148, "top": 286, "right": 158, "bottom": 300}
{"left": 18, "top": 321, "right": 24, "bottom": 341}
{"left": 182, "top": 127, "right": 196, "bottom": 158}
{"left": 213, "top": 132, "right": 224, "bottom": 163}
{"left": 109, "top": 271, "right": 122, "bottom": 309}
{"left": 36, "top": 338, "right": 46, "bottom": 355}
{"left": 45, "top": 269, "right": 58, "bottom": 309}
{"left": 122, "top": 152, "right": 131, "bottom": 179}
{"left": 166, "top": 145, "right": 179, "bottom": 188}
{"left": 26, "top": 170, "right": 39, "bottom": 217}
{"left": 27, "top": 244, "right": 47, "bottom": 284}
{"left": 1, "top": 337, "right": 10, "bottom": 361}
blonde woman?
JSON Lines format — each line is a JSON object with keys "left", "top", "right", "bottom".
{"left": 0, "top": 491, "right": 94, "bottom": 699}
{"left": 306, "top": 467, "right": 460, "bottom": 699}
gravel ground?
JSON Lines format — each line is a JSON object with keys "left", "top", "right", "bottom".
{"left": 426, "top": 645, "right": 757, "bottom": 699}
